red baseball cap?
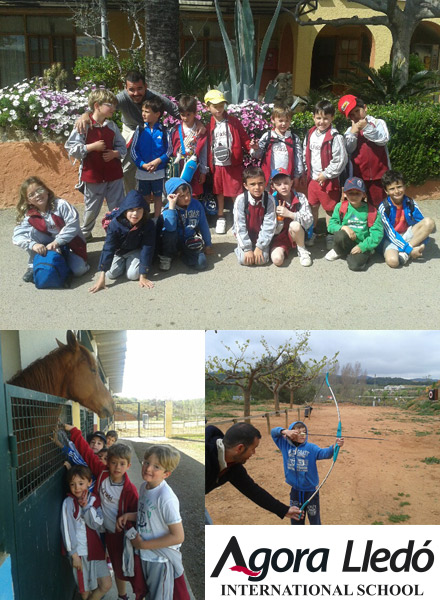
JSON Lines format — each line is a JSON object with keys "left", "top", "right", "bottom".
{"left": 338, "top": 94, "right": 358, "bottom": 118}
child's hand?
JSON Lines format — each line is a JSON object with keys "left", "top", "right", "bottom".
{"left": 316, "top": 172, "right": 326, "bottom": 186}
{"left": 116, "top": 514, "right": 128, "bottom": 532}
{"left": 51, "top": 430, "right": 63, "bottom": 448}
{"left": 198, "top": 173, "right": 206, "bottom": 185}
{"left": 254, "top": 247, "right": 265, "bottom": 265}
{"left": 75, "top": 113, "right": 91, "bottom": 134}
{"left": 45, "top": 240, "right": 59, "bottom": 251}
{"left": 336, "top": 437, "right": 345, "bottom": 447}
{"left": 341, "top": 225, "right": 356, "bottom": 240}
{"left": 144, "top": 158, "right": 161, "bottom": 172}
{"left": 33, "top": 243, "right": 47, "bottom": 256}
{"left": 131, "top": 533, "right": 146, "bottom": 549}
{"left": 350, "top": 245, "right": 362, "bottom": 255}
{"left": 88, "top": 140, "right": 106, "bottom": 153}
{"left": 204, "top": 245, "right": 214, "bottom": 255}
{"left": 89, "top": 273, "right": 106, "bottom": 294}
{"left": 167, "top": 193, "right": 178, "bottom": 210}
{"left": 276, "top": 201, "right": 290, "bottom": 219}
{"left": 78, "top": 489, "right": 88, "bottom": 507}
{"left": 139, "top": 275, "right": 154, "bottom": 289}
{"left": 195, "top": 120, "right": 206, "bottom": 136}
{"left": 102, "top": 149, "right": 118, "bottom": 162}
{"left": 63, "top": 424, "right": 74, "bottom": 432}
{"left": 72, "top": 554, "right": 82, "bottom": 571}
{"left": 244, "top": 250, "right": 255, "bottom": 265}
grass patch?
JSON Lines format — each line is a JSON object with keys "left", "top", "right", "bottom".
{"left": 415, "top": 430, "right": 431, "bottom": 437}
{"left": 388, "top": 514, "right": 410, "bottom": 523}
{"left": 422, "top": 456, "right": 440, "bottom": 464}
{"left": 372, "top": 521, "right": 384, "bottom": 525}
{"left": 399, "top": 502, "right": 411, "bottom": 507}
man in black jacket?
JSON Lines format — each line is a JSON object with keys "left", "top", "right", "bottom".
{"left": 205, "top": 422, "right": 300, "bottom": 523}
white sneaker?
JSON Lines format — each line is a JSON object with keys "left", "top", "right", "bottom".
{"left": 325, "top": 249, "right": 340, "bottom": 261}
{"left": 215, "top": 217, "right": 226, "bottom": 234}
{"left": 326, "top": 234, "right": 334, "bottom": 250}
{"left": 297, "top": 247, "right": 312, "bottom": 267}
{"left": 158, "top": 255, "right": 172, "bottom": 271}
{"left": 305, "top": 232, "right": 316, "bottom": 247}
{"left": 398, "top": 251, "right": 409, "bottom": 265}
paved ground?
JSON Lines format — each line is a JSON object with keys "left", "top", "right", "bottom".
{"left": 73, "top": 438, "right": 199, "bottom": 600}
{"left": 2, "top": 199, "right": 440, "bottom": 330}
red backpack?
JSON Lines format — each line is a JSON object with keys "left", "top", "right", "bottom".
{"left": 339, "top": 199, "right": 377, "bottom": 227}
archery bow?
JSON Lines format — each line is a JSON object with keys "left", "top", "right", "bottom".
{"left": 299, "top": 372, "right": 341, "bottom": 518}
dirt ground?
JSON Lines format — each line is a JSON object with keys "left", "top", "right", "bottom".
{"left": 206, "top": 404, "right": 440, "bottom": 525}
{"left": 131, "top": 439, "right": 204, "bottom": 599}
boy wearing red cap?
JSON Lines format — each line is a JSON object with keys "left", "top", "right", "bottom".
{"left": 338, "top": 95, "right": 390, "bottom": 207}
{"left": 325, "top": 176, "right": 383, "bottom": 271}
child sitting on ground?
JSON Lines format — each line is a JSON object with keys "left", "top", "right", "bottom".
{"left": 117, "top": 445, "right": 189, "bottom": 600}
{"left": 271, "top": 421, "right": 344, "bottom": 525}
{"left": 379, "top": 169, "right": 436, "bottom": 267}
{"left": 171, "top": 95, "right": 208, "bottom": 197}
{"left": 157, "top": 177, "right": 213, "bottom": 271}
{"left": 204, "top": 89, "right": 259, "bottom": 234}
{"left": 233, "top": 166, "right": 276, "bottom": 266}
{"left": 270, "top": 168, "right": 313, "bottom": 267}
{"left": 130, "top": 97, "right": 172, "bottom": 218}
{"left": 325, "top": 177, "right": 384, "bottom": 271}
{"left": 252, "top": 106, "right": 304, "bottom": 188}
{"left": 13, "top": 176, "right": 89, "bottom": 283}
{"left": 339, "top": 94, "right": 390, "bottom": 207}
{"left": 65, "top": 89, "right": 126, "bottom": 241}
{"left": 62, "top": 424, "right": 145, "bottom": 600}
{"left": 89, "top": 190, "right": 155, "bottom": 293}
{"left": 61, "top": 465, "right": 112, "bottom": 600}
{"left": 303, "top": 100, "right": 348, "bottom": 249}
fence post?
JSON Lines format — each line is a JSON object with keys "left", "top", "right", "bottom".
{"left": 285, "top": 409, "right": 289, "bottom": 429}
{"left": 297, "top": 407, "right": 300, "bottom": 421}
{"left": 165, "top": 400, "right": 173, "bottom": 437}
{"left": 265, "top": 413, "right": 271, "bottom": 435}
{"left": 71, "top": 402, "right": 81, "bottom": 429}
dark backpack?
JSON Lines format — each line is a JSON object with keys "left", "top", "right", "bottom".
{"left": 259, "top": 128, "right": 297, "bottom": 167}
{"left": 33, "top": 250, "right": 71, "bottom": 289}
{"left": 382, "top": 197, "right": 415, "bottom": 220}
{"left": 243, "top": 190, "right": 269, "bottom": 215}
{"left": 339, "top": 199, "right": 377, "bottom": 228}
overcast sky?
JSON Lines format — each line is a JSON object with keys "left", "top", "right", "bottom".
{"left": 121, "top": 330, "right": 205, "bottom": 400}
{"left": 205, "top": 330, "right": 440, "bottom": 379}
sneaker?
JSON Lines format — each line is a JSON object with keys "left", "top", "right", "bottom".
{"left": 305, "top": 232, "right": 316, "bottom": 247}
{"left": 326, "top": 234, "right": 334, "bottom": 250}
{"left": 22, "top": 268, "right": 34, "bottom": 283}
{"left": 297, "top": 247, "right": 312, "bottom": 267}
{"left": 158, "top": 255, "right": 172, "bottom": 271}
{"left": 398, "top": 251, "right": 409, "bottom": 265}
{"left": 215, "top": 217, "right": 226, "bottom": 234}
{"left": 325, "top": 249, "right": 340, "bottom": 261}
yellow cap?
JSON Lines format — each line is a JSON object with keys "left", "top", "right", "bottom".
{"left": 204, "top": 89, "right": 227, "bottom": 105}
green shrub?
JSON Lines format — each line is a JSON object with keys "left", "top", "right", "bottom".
{"left": 73, "top": 53, "right": 144, "bottom": 92}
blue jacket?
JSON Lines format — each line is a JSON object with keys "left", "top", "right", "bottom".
{"left": 271, "top": 421, "right": 333, "bottom": 492}
{"left": 130, "top": 122, "right": 171, "bottom": 169}
{"left": 160, "top": 197, "right": 212, "bottom": 246}
{"left": 378, "top": 195, "right": 426, "bottom": 253}
{"left": 98, "top": 190, "right": 155, "bottom": 275}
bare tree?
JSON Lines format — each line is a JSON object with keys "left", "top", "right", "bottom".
{"left": 291, "top": 0, "right": 440, "bottom": 89}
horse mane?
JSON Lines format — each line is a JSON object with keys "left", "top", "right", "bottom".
{"left": 7, "top": 344, "right": 80, "bottom": 395}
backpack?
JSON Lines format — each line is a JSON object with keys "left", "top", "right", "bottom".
{"left": 259, "top": 128, "right": 296, "bottom": 167}
{"left": 382, "top": 197, "right": 415, "bottom": 220}
{"left": 243, "top": 190, "right": 269, "bottom": 215}
{"left": 305, "top": 128, "right": 350, "bottom": 186}
{"left": 102, "top": 207, "right": 120, "bottom": 230}
{"left": 339, "top": 199, "right": 377, "bottom": 228}
{"left": 33, "top": 250, "right": 71, "bottom": 289}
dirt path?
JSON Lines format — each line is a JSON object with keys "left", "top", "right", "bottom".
{"left": 205, "top": 404, "right": 440, "bottom": 525}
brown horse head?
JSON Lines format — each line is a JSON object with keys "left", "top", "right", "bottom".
{"left": 9, "top": 331, "right": 115, "bottom": 418}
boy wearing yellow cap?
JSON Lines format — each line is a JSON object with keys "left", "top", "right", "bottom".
{"left": 204, "top": 89, "right": 258, "bottom": 234}
{"left": 338, "top": 94, "right": 390, "bottom": 207}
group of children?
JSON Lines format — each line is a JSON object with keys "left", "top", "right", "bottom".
{"left": 59, "top": 424, "right": 188, "bottom": 600}
{"left": 12, "top": 86, "right": 436, "bottom": 287}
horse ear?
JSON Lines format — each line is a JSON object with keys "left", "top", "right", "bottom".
{"left": 66, "top": 330, "right": 80, "bottom": 351}
{"left": 56, "top": 338, "right": 65, "bottom": 349}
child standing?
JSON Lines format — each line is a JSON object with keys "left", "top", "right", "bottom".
{"left": 13, "top": 176, "right": 89, "bottom": 283}
{"left": 61, "top": 465, "right": 112, "bottom": 599}
{"left": 338, "top": 94, "right": 390, "bottom": 207}
{"left": 270, "top": 168, "right": 313, "bottom": 267}
{"left": 271, "top": 421, "right": 344, "bottom": 525}
{"left": 325, "top": 177, "right": 384, "bottom": 271}
{"left": 157, "top": 177, "right": 213, "bottom": 271}
{"left": 233, "top": 166, "right": 276, "bottom": 266}
{"left": 252, "top": 106, "right": 304, "bottom": 187}
{"left": 118, "top": 445, "right": 189, "bottom": 600}
{"left": 171, "top": 95, "right": 208, "bottom": 197}
{"left": 303, "top": 100, "right": 348, "bottom": 248}
{"left": 204, "top": 89, "right": 258, "bottom": 234}
{"left": 379, "top": 169, "right": 436, "bottom": 267}
{"left": 65, "top": 89, "right": 126, "bottom": 240}
{"left": 130, "top": 97, "right": 172, "bottom": 218}
{"left": 89, "top": 190, "right": 155, "bottom": 293}
{"left": 63, "top": 424, "right": 144, "bottom": 600}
